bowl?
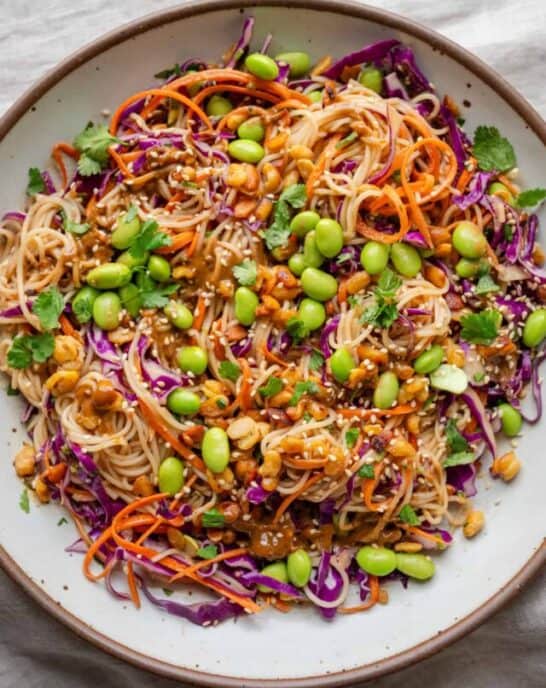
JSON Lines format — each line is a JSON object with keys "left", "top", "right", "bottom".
{"left": 0, "top": 1, "right": 544, "bottom": 686}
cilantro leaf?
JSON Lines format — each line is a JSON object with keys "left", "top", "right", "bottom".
{"left": 358, "top": 464, "right": 375, "bottom": 479}
{"left": 202, "top": 508, "right": 225, "bottom": 528}
{"left": 399, "top": 504, "right": 420, "bottom": 525}
{"left": 286, "top": 317, "right": 308, "bottom": 342}
{"left": 73, "top": 293, "right": 94, "bottom": 324}
{"left": 375, "top": 268, "right": 402, "bottom": 298}
{"left": 445, "top": 419, "right": 470, "bottom": 453}
{"left": 154, "top": 63, "right": 182, "bottom": 80}
{"left": 57, "top": 517, "right": 68, "bottom": 526}
{"left": 345, "top": 428, "right": 359, "bottom": 448}
{"left": 460, "top": 309, "right": 501, "bottom": 345}
{"left": 515, "top": 188, "right": 546, "bottom": 208}
{"left": 503, "top": 224, "right": 513, "bottom": 242}
{"left": 19, "top": 488, "right": 30, "bottom": 514}
{"left": 289, "top": 380, "right": 318, "bottom": 406}
{"left": 162, "top": 588, "right": 174, "bottom": 597}
{"left": 218, "top": 360, "right": 241, "bottom": 382}
{"left": 139, "top": 283, "right": 178, "bottom": 309}
{"left": 61, "top": 211, "right": 90, "bottom": 236}
{"left": 259, "top": 376, "right": 284, "bottom": 398}
{"left": 336, "top": 131, "right": 358, "bottom": 149}
{"left": 279, "top": 184, "right": 307, "bottom": 208}
{"left": 26, "top": 168, "right": 45, "bottom": 196}
{"left": 73, "top": 123, "right": 121, "bottom": 176}
{"left": 77, "top": 155, "right": 103, "bottom": 177}
{"left": 196, "top": 544, "right": 219, "bottom": 559}
{"left": 128, "top": 219, "right": 172, "bottom": 259}
{"left": 473, "top": 125, "right": 516, "bottom": 172}
{"left": 443, "top": 451, "right": 475, "bottom": 468}
{"left": 309, "top": 348, "right": 325, "bottom": 371}
{"left": 32, "top": 286, "right": 64, "bottom": 331}
{"left": 6, "top": 385, "right": 19, "bottom": 396}
{"left": 263, "top": 184, "right": 307, "bottom": 250}
{"left": 475, "top": 272, "right": 500, "bottom": 295}
{"left": 361, "top": 300, "right": 398, "bottom": 329}
{"left": 233, "top": 259, "right": 257, "bottom": 286}
{"left": 7, "top": 333, "right": 55, "bottom": 369}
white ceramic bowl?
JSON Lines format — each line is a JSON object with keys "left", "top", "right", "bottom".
{"left": 0, "top": 2, "right": 544, "bottom": 686}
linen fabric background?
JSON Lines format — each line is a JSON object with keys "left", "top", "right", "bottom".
{"left": 0, "top": 1, "right": 544, "bottom": 686}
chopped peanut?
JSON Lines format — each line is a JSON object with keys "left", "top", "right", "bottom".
{"left": 463, "top": 510, "right": 485, "bottom": 538}
{"left": 296, "top": 158, "right": 315, "bottom": 180}
{"left": 14, "top": 444, "right": 36, "bottom": 477}
{"left": 233, "top": 198, "right": 257, "bottom": 219}
{"left": 259, "top": 450, "right": 282, "bottom": 478}
{"left": 34, "top": 476, "right": 50, "bottom": 503}
{"left": 53, "top": 335, "right": 81, "bottom": 364}
{"left": 424, "top": 264, "right": 446, "bottom": 288}
{"left": 45, "top": 370, "right": 79, "bottom": 396}
{"left": 133, "top": 475, "right": 155, "bottom": 497}
{"left": 491, "top": 451, "right": 521, "bottom": 481}
{"left": 289, "top": 144, "right": 313, "bottom": 160}
{"left": 394, "top": 542, "right": 423, "bottom": 553}
{"left": 388, "top": 437, "right": 416, "bottom": 458}
{"left": 346, "top": 271, "right": 371, "bottom": 295}
{"left": 266, "top": 132, "right": 288, "bottom": 153}
{"left": 357, "top": 344, "right": 388, "bottom": 365}
{"left": 262, "top": 163, "right": 281, "bottom": 193}
{"left": 279, "top": 437, "right": 304, "bottom": 454}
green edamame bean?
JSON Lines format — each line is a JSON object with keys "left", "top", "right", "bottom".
{"left": 358, "top": 66, "right": 383, "bottom": 93}
{"left": 258, "top": 561, "right": 288, "bottom": 592}
{"left": 158, "top": 456, "right": 185, "bottom": 495}
{"left": 373, "top": 371, "right": 399, "bottom": 409}
{"left": 498, "top": 403, "right": 523, "bottom": 437}
{"left": 303, "top": 231, "right": 325, "bottom": 268}
{"left": 86, "top": 263, "right": 132, "bottom": 289}
{"left": 177, "top": 346, "right": 208, "bottom": 375}
{"left": 360, "top": 241, "right": 390, "bottom": 275}
{"left": 308, "top": 90, "right": 323, "bottom": 103}
{"left": 111, "top": 210, "right": 141, "bottom": 250}
{"left": 72, "top": 286, "right": 99, "bottom": 324}
{"left": 429, "top": 364, "right": 468, "bottom": 394}
{"left": 300, "top": 267, "right": 338, "bottom": 301}
{"left": 286, "top": 549, "right": 312, "bottom": 587}
{"left": 413, "top": 345, "right": 444, "bottom": 375}
{"left": 329, "top": 347, "right": 356, "bottom": 383}
{"left": 205, "top": 94, "right": 232, "bottom": 117}
{"left": 92, "top": 292, "right": 121, "bottom": 331}
{"left": 148, "top": 255, "right": 171, "bottom": 282}
{"left": 487, "top": 181, "right": 514, "bottom": 205}
{"left": 234, "top": 286, "right": 259, "bottom": 326}
{"left": 315, "top": 218, "right": 344, "bottom": 258}
{"left": 288, "top": 253, "right": 307, "bottom": 276}
{"left": 117, "top": 250, "right": 149, "bottom": 269}
{"left": 237, "top": 119, "right": 265, "bottom": 142}
{"left": 395, "top": 552, "right": 435, "bottom": 580}
{"left": 390, "top": 242, "right": 422, "bottom": 278}
{"left": 164, "top": 302, "right": 193, "bottom": 329}
{"left": 227, "top": 139, "right": 265, "bottom": 164}
{"left": 356, "top": 546, "right": 397, "bottom": 576}
{"left": 455, "top": 258, "right": 480, "bottom": 278}
{"left": 290, "top": 210, "right": 320, "bottom": 238}
{"left": 522, "top": 308, "right": 546, "bottom": 348}
{"left": 452, "top": 221, "right": 487, "bottom": 259}
{"left": 167, "top": 388, "right": 201, "bottom": 416}
{"left": 119, "top": 284, "right": 141, "bottom": 318}
{"left": 274, "top": 51, "right": 311, "bottom": 78}
{"left": 298, "top": 298, "right": 326, "bottom": 331}
{"left": 244, "top": 53, "right": 279, "bottom": 81}
{"left": 201, "top": 427, "right": 230, "bottom": 473}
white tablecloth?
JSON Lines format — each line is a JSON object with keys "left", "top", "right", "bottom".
{"left": 0, "top": 2, "right": 544, "bottom": 687}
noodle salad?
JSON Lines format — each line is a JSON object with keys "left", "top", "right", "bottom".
{"left": 1, "top": 18, "right": 545, "bottom": 626}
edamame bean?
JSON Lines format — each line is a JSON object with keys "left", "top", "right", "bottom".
{"left": 315, "top": 218, "right": 344, "bottom": 258}
{"left": 329, "top": 347, "right": 356, "bottom": 383}
{"left": 227, "top": 139, "right": 265, "bottom": 164}
{"left": 92, "top": 292, "right": 121, "bottom": 330}
{"left": 360, "top": 241, "right": 390, "bottom": 275}
{"left": 111, "top": 210, "right": 141, "bottom": 250}
{"left": 72, "top": 286, "right": 99, "bottom": 324}
{"left": 290, "top": 210, "right": 320, "bottom": 238}
{"left": 234, "top": 286, "right": 259, "bottom": 326}
{"left": 390, "top": 242, "right": 422, "bottom": 278}
{"left": 356, "top": 546, "right": 397, "bottom": 576}
{"left": 164, "top": 302, "right": 193, "bottom": 329}
{"left": 455, "top": 258, "right": 480, "bottom": 278}
{"left": 498, "top": 403, "right": 523, "bottom": 437}
{"left": 308, "top": 90, "right": 323, "bottom": 103}
{"left": 487, "top": 181, "right": 514, "bottom": 205}
{"left": 119, "top": 284, "right": 141, "bottom": 318}
{"left": 177, "top": 346, "right": 208, "bottom": 375}
{"left": 148, "top": 255, "right": 171, "bottom": 282}
{"left": 286, "top": 549, "right": 312, "bottom": 587}
{"left": 117, "top": 250, "right": 149, "bottom": 269}
{"left": 244, "top": 53, "right": 279, "bottom": 81}
{"left": 358, "top": 66, "right": 383, "bottom": 93}
{"left": 522, "top": 308, "right": 546, "bottom": 348}
{"left": 395, "top": 553, "right": 435, "bottom": 580}
{"left": 237, "top": 119, "right": 265, "bottom": 142}
{"left": 205, "top": 94, "right": 232, "bottom": 117}
{"left": 298, "top": 298, "right": 326, "bottom": 331}
{"left": 167, "top": 388, "right": 201, "bottom": 416}
{"left": 274, "top": 51, "right": 311, "bottom": 78}
{"left": 452, "top": 221, "right": 487, "bottom": 259}
{"left": 201, "top": 427, "right": 230, "bottom": 473}
{"left": 258, "top": 561, "right": 288, "bottom": 592}
{"left": 303, "top": 231, "right": 325, "bottom": 268}
{"left": 86, "top": 263, "right": 132, "bottom": 289}
{"left": 158, "top": 456, "right": 185, "bottom": 495}
{"left": 288, "top": 253, "right": 307, "bottom": 276}
{"left": 300, "top": 267, "right": 338, "bottom": 301}
{"left": 429, "top": 364, "right": 468, "bottom": 394}
{"left": 413, "top": 344, "right": 444, "bottom": 375}
{"left": 373, "top": 371, "right": 399, "bottom": 409}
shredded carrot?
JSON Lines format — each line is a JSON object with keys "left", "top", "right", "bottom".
{"left": 402, "top": 525, "right": 448, "bottom": 549}
{"left": 261, "top": 342, "right": 289, "bottom": 368}
{"left": 362, "top": 460, "right": 386, "bottom": 512}
{"left": 59, "top": 313, "right": 83, "bottom": 342}
{"left": 338, "top": 575, "right": 379, "bottom": 613}
{"left": 165, "top": 190, "right": 184, "bottom": 211}
{"left": 169, "top": 547, "right": 249, "bottom": 582}
{"left": 337, "top": 404, "right": 414, "bottom": 419}
{"left": 305, "top": 134, "right": 341, "bottom": 199}
{"left": 108, "top": 146, "right": 134, "bottom": 178}
{"left": 356, "top": 184, "right": 410, "bottom": 244}
{"left": 238, "top": 359, "right": 253, "bottom": 411}
{"left": 51, "top": 142, "right": 79, "bottom": 187}
{"left": 193, "top": 295, "right": 206, "bottom": 331}
{"left": 186, "top": 229, "right": 200, "bottom": 258}
{"left": 273, "top": 473, "right": 323, "bottom": 524}
{"left": 126, "top": 562, "right": 141, "bottom": 609}
{"left": 155, "top": 231, "right": 194, "bottom": 255}
{"left": 283, "top": 456, "right": 329, "bottom": 470}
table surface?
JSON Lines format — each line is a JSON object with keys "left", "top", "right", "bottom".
{"left": 0, "top": 1, "right": 544, "bottom": 687}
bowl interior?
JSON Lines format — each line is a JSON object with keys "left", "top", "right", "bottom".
{"left": 0, "top": 3, "right": 544, "bottom": 685}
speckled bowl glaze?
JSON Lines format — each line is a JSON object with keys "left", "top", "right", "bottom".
{"left": 0, "top": 1, "right": 544, "bottom": 686}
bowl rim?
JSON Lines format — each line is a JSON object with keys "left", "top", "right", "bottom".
{"left": 0, "top": 1, "right": 544, "bottom": 685}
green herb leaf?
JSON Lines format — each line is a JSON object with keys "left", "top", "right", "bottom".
{"left": 309, "top": 348, "right": 325, "bottom": 371}
{"left": 358, "top": 464, "right": 375, "bottom": 479}
{"left": 515, "top": 188, "right": 546, "bottom": 208}
{"left": 445, "top": 419, "right": 470, "bottom": 453}
{"left": 196, "top": 544, "right": 219, "bottom": 559}
{"left": 233, "top": 259, "right": 257, "bottom": 286}
{"left": 162, "top": 588, "right": 174, "bottom": 597}
{"left": 286, "top": 317, "right": 308, "bottom": 342}
{"left": 345, "top": 428, "right": 359, "bottom": 448}
{"left": 473, "top": 125, "right": 516, "bottom": 172}
{"left": 7, "top": 333, "right": 55, "bottom": 369}
{"left": 26, "top": 168, "right": 45, "bottom": 196}
{"left": 19, "top": 488, "right": 30, "bottom": 514}
{"left": 279, "top": 184, "right": 307, "bottom": 208}
{"left": 460, "top": 309, "right": 501, "bottom": 345}
{"left": 57, "top": 517, "right": 68, "bottom": 526}
{"left": 443, "top": 451, "right": 475, "bottom": 468}
{"left": 32, "top": 287, "right": 64, "bottom": 331}
{"left": 154, "top": 63, "right": 182, "bottom": 80}
{"left": 336, "top": 131, "right": 358, "bottom": 149}
{"left": 73, "top": 295, "right": 93, "bottom": 324}
{"left": 475, "top": 272, "right": 500, "bottom": 295}
{"left": 61, "top": 211, "right": 90, "bottom": 236}
{"left": 77, "top": 155, "right": 103, "bottom": 177}
{"left": 6, "top": 385, "right": 19, "bottom": 396}
{"left": 289, "top": 380, "right": 318, "bottom": 406}
{"left": 361, "top": 300, "right": 398, "bottom": 329}
{"left": 202, "top": 508, "right": 225, "bottom": 528}
{"left": 375, "top": 269, "right": 402, "bottom": 298}
{"left": 216, "top": 398, "right": 227, "bottom": 409}
{"left": 259, "top": 376, "right": 284, "bottom": 398}
{"left": 262, "top": 184, "right": 307, "bottom": 250}
{"left": 139, "top": 283, "right": 178, "bottom": 309}
{"left": 73, "top": 123, "right": 121, "bottom": 176}
{"left": 503, "top": 224, "right": 513, "bottom": 242}
{"left": 218, "top": 360, "right": 241, "bottom": 382}
{"left": 128, "top": 219, "right": 172, "bottom": 259}
{"left": 399, "top": 504, "right": 420, "bottom": 525}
